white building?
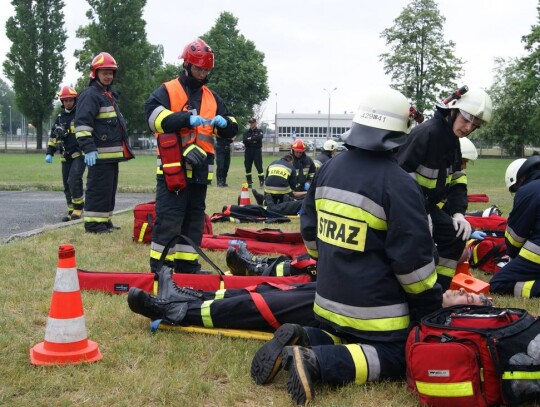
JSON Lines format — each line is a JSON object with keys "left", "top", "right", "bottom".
{"left": 275, "top": 112, "right": 354, "bottom": 143}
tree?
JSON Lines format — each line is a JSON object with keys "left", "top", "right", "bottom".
{"left": 481, "top": 58, "right": 537, "bottom": 156}
{"left": 201, "top": 12, "right": 269, "bottom": 126}
{"left": 74, "top": 0, "right": 163, "bottom": 133}
{"left": 3, "top": 0, "right": 67, "bottom": 149}
{"left": 379, "top": 0, "right": 464, "bottom": 113}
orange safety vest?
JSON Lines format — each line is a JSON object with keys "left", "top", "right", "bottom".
{"left": 162, "top": 78, "right": 217, "bottom": 155}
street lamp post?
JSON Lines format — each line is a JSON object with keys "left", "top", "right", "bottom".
{"left": 323, "top": 87, "right": 337, "bottom": 139}
{"left": 8, "top": 105, "right": 12, "bottom": 140}
{"left": 274, "top": 92, "right": 278, "bottom": 154}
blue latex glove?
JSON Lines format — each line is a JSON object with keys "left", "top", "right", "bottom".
{"left": 470, "top": 231, "right": 487, "bottom": 240}
{"left": 304, "top": 182, "right": 310, "bottom": 191}
{"left": 84, "top": 151, "right": 98, "bottom": 167}
{"left": 190, "top": 115, "right": 208, "bottom": 128}
{"left": 210, "top": 115, "right": 227, "bottom": 128}
{"left": 45, "top": 154, "right": 53, "bottom": 163}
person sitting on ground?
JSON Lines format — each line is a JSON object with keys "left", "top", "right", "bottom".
{"left": 490, "top": 156, "right": 540, "bottom": 298}
{"left": 251, "top": 154, "right": 306, "bottom": 216}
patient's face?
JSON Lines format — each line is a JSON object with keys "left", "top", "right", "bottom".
{"left": 443, "top": 288, "right": 490, "bottom": 307}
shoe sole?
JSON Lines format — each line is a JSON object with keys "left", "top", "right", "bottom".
{"left": 287, "top": 346, "right": 314, "bottom": 405}
{"left": 251, "top": 324, "right": 304, "bottom": 385}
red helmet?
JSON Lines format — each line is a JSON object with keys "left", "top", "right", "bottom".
{"left": 90, "top": 52, "right": 118, "bottom": 79}
{"left": 291, "top": 139, "right": 306, "bottom": 153}
{"left": 180, "top": 39, "right": 214, "bottom": 70}
{"left": 58, "top": 86, "right": 77, "bottom": 100}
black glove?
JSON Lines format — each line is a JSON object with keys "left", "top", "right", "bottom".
{"left": 183, "top": 144, "right": 207, "bottom": 167}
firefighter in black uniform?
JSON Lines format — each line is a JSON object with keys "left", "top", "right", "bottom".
{"left": 215, "top": 133, "right": 234, "bottom": 187}
{"left": 75, "top": 52, "right": 134, "bottom": 234}
{"left": 290, "top": 138, "right": 316, "bottom": 191}
{"left": 45, "top": 86, "right": 86, "bottom": 222}
{"left": 490, "top": 156, "right": 540, "bottom": 298}
{"left": 251, "top": 87, "right": 443, "bottom": 405}
{"left": 313, "top": 139, "right": 337, "bottom": 170}
{"left": 396, "top": 87, "right": 492, "bottom": 290}
{"left": 145, "top": 38, "right": 238, "bottom": 273}
{"left": 243, "top": 117, "right": 264, "bottom": 188}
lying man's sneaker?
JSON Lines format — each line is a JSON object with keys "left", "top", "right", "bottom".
{"left": 251, "top": 324, "right": 309, "bottom": 385}
{"left": 127, "top": 287, "right": 189, "bottom": 325}
{"left": 282, "top": 346, "right": 321, "bottom": 405}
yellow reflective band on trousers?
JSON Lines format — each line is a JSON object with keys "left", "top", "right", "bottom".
{"left": 519, "top": 241, "right": 540, "bottom": 265}
{"left": 503, "top": 371, "right": 540, "bottom": 380}
{"left": 275, "top": 263, "right": 285, "bottom": 277}
{"left": 84, "top": 216, "right": 109, "bottom": 223}
{"left": 316, "top": 198, "right": 387, "bottom": 231}
{"left": 201, "top": 300, "right": 214, "bottom": 328}
{"left": 213, "top": 290, "right": 226, "bottom": 300}
{"left": 345, "top": 344, "right": 369, "bottom": 384}
{"left": 416, "top": 380, "right": 474, "bottom": 397}
{"left": 313, "top": 302, "right": 410, "bottom": 332}
{"left": 149, "top": 249, "right": 199, "bottom": 263}
{"left": 516, "top": 281, "right": 534, "bottom": 298}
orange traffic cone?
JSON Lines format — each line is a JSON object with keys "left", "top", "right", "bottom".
{"left": 238, "top": 181, "right": 251, "bottom": 206}
{"left": 30, "top": 244, "right": 102, "bottom": 365}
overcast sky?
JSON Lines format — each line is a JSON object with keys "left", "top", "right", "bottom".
{"left": 0, "top": 0, "right": 538, "bottom": 123}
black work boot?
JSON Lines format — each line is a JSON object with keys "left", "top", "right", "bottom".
{"left": 252, "top": 189, "right": 264, "bottom": 205}
{"left": 282, "top": 346, "right": 321, "bottom": 405}
{"left": 106, "top": 220, "right": 121, "bottom": 230}
{"left": 127, "top": 287, "right": 189, "bottom": 325}
{"left": 246, "top": 175, "right": 253, "bottom": 189}
{"left": 259, "top": 176, "right": 264, "bottom": 187}
{"left": 222, "top": 178, "right": 228, "bottom": 187}
{"left": 251, "top": 324, "right": 310, "bottom": 385}
{"left": 226, "top": 247, "right": 268, "bottom": 276}
{"left": 156, "top": 266, "right": 203, "bottom": 302}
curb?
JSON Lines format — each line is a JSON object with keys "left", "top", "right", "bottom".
{"left": 2, "top": 207, "right": 134, "bottom": 244}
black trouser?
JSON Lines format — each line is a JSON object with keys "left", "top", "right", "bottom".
{"left": 150, "top": 177, "right": 207, "bottom": 273}
{"left": 215, "top": 144, "right": 231, "bottom": 182}
{"left": 185, "top": 282, "right": 319, "bottom": 331}
{"left": 61, "top": 155, "right": 85, "bottom": 211}
{"left": 84, "top": 162, "right": 119, "bottom": 232}
{"left": 244, "top": 147, "right": 264, "bottom": 184}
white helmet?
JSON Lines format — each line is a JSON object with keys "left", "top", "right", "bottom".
{"left": 344, "top": 87, "right": 413, "bottom": 151}
{"left": 446, "top": 87, "right": 492, "bottom": 124}
{"left": 505, "top": 156, "right": 540, "bottom": 192}
{"left": 459, "top": 137, "right": 478, "bottom": 161}
{"left": 323, "top": 140, "right": 337, "bottom": 151}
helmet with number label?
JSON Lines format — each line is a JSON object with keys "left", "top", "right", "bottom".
{"left": 342, "top": 87, "right": 413, "bottom": 151}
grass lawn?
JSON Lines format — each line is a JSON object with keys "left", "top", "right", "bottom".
{"left": 1, "top": 153, "right": 539, "bottom": 406}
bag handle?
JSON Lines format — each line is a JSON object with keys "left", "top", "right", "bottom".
{"left": 156, "top": 234, "right": 226, "bottom": 280}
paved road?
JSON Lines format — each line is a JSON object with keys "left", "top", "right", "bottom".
{"left": 0, "top": 191, "right": 154, "bottom": 242}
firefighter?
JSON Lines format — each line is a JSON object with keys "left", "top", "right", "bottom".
{"left": 256, "top": 154, "right": 305, "bottom": 206}
{"left": 251, "top": 87, "right": 442, "bottom": 405}
{"left": 215, "top": 132, "right": 234, "bottom": 187}
{"left": 396, "top": 87, "right": 492, "bottom": 290}
{"left": 243, "top": 117, "right": 264, "bottom": 188}
{"left": 45, "top": 86, "right": 86, "bottom": 222}
{"left": 441, "top": 137, "right": 478, "bottom": 220}
{"left": 290, "top": 138, "right": 316, "bottom": 191}
{"left": 145, "top": 38, "right": 238, "bottom": 273}
{"left": 75, "top": 52, "right": 134, "bottom": 234}
{"left": 313, "top": 139, "right": 337, "bottom": 169}
{"left": 490, "top": 156, "right": 540, "bottom": 297}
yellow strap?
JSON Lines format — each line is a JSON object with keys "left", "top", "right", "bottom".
{"left": 159, "top": 324, "right": 273, "bottom": 341}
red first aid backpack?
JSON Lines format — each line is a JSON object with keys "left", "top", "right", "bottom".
{"left": 133, "top": 201, "right": 212, "bottom": 243}
{"left": 468, "top": 236, "right": 508, "bottom": 274}
{"left": 406, "top": 305, "right": 540, "bottom": 406}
